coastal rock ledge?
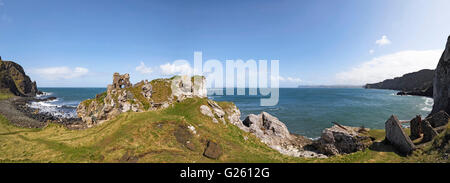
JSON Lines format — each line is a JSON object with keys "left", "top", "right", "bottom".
{"left": 77, "top": 73, "right": 207, "bottom": 127}
{"left": 313, "top": 123, "right": 373, "bottom": 156}
{"left": 240, "top": 112, "right": 326, "bottom": 158}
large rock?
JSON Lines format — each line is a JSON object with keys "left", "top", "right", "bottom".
{"left": 77, "top": 74, "right": 207, "bottom": 127}
{"left": 0, "top": 59, "right": 39, "bottom": 97}
{"left": 385, "top": 115, "right": 416, "bottom": 154}
{"left": 426, "top": 110, "right": 450, "bottom": 128}
{"left": 421, "top": 120, "right": 439, "bottom": 143}
{"left": 241, "top": 112, "right": 325, "bottom": 158}
{"left": 313, "top": 124, "right": 373, "bottom": 156}
{"left": 432, "top": 36, "right": 450, "bottom": 115}
{"left": 410, "top": 115, "right": 422, "bottom": 140}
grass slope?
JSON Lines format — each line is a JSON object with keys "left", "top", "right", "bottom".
{"left": 0, "top": 97, "right": 447, "bottom": 163}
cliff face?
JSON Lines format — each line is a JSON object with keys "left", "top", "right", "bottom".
{"left": 432, "top": 36, "right": 450, "bottom": 115}
{"left": 0, "top": 58, "right": 39, "bottom": 97}
{"left": 77, "top": 73, "right": 207, "bottom": 127}
{"left": 364, "top": 69, "right": 434, "bottom": 97}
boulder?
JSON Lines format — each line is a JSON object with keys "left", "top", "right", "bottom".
{"left": 410, "top": 115, "right": 422, "bottom": 140}
{"left": 426, "top": 110, "right": 450, "bottom": 128}
{"left": 203, "top": 141, "right": 222, "bottom": 159}
{"left": 241, "top": 112, "right": 324, "bottom": 158}
{"left": 421, "top": 120, "right": 439, "bottom": 143}
{"left": 199, "top": 105, "right": 214, "bottom": 118}
{"left": 313, "top": 124, "right": 373, "bottom": 156}
{"left": 385, "top": 115, "right": 416, "bottom": 154}
{"left": 432, "top": 36, "right": 450, "bottom": 115}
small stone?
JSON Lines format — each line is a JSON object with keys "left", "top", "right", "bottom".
{"left": 203, "top": 141, "right": 222, "bottom": 159}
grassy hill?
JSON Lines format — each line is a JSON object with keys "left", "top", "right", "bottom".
{"left": 0, "top": 95, "right": 448, "bottom": 163}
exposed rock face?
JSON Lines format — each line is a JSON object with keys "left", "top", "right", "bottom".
{"left": 77, "top": 73, "right": 207, "bottom": 127}
{"left": 410, "top": 115, "right": 422, "bottom": 140}
{"left": 365, "top": 69, "right": 434, "bottom": 97}
{"left": 385, "top": 115, "right": 416, "bottom": 154}
{"left": 0, "top": 59, "right": 39, "bottom": 97}
{"left": 199, "top": 100, "right": 227, "bottom": 124}
{"left": 426, "top": 110, "right": 450, "bottom": 128}
{"left": 239, "top": 112, "right": 325, "bottom": 158}
{"left": 112, "top": 73, "right": 132, "bottom": 89}
{"left": 421, "top": 120, "right": 438, "bottom": 143}
{"left": 313, "top": 124, "right": 373, "bottom": 156}
{"left": 432, "top": 36, "right": 450, "bottom": 115}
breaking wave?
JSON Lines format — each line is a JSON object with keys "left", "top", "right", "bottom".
{"left": 27, "top": 99, "right": 78, "bottom": 119}
{"left": 421, "top": 97, "right": 433, "bottom": 112}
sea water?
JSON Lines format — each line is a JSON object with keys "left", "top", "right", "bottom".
{"left": 34, "top": 87, "right": 432, "bottom": 138}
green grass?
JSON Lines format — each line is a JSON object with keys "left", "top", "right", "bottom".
{"left": 150, "top": 79, "right": 172, "bottom": 104}
{"left": 0, "top": 97, "right": 447, "bottom": 163}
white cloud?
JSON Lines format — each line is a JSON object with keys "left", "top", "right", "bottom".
{"left": 273, "top": 76, "right": 302, "bottom": 83}
{"left": 375, "top": 35, "right": 391, "bottom": 46}
{"left": 335, "top": 49, "right": 443, "bottom": 85}
{"left": 369, "top": 49, "right": 375, "bottom": 54}
{"left": 135, "top": 62, "right": 153, "bottom": 74}
{"left": 160, "top": 62, "right": 193, "bottom": 76}
{"left": 32, "top": 66, "right": 89, "bottom": 80}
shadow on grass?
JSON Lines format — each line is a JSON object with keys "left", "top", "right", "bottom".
{"left": 369, "top": 139, "right": 408, "bottom": 157}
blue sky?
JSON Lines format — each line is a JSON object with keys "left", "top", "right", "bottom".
{"left": 0, "top": 0, "right": 449, "bottom": 87}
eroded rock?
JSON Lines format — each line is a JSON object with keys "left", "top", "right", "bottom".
{"left": 385, "top": 115, "right": 415, "bottom": 154}
{"left": 410, "top": 115, "right": 422, "bottom": 140}
{"left": 432, "top": 36, "right": 450, "bottom": 115}
{"left": 241, "top": 112, "right": 325, "bottom": 158}
{"left": 421, "top": 120, "right": 439, "bottom": 143}
{"left": 77, "top": 74, "right": 207, "bottom": 128}
{"left": 426, "top": 110, "right": 450, "bottom": 128}
{"left": 313, "top": 124, "right": 373, "bottom": 156}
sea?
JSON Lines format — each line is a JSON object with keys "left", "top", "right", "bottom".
{"left": 32, "top": 87, "right": 433, "bottom": 138}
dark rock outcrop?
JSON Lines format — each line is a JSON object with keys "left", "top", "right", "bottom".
{"left": 410, "top": 115, "right": 422, "bottom": 140}
{"left": 385, "top": 115, "right": 416, "bottom": 154}
{"left": 0, "top": 58, "right": 39, "bottom": 96}
{"left": 364, "top": 69, "right": 434, "bottom": 97}
{"left": 432, "top": 36, "right": 450, "bottom": 115}
{"left": 426, "top": 110, "right": 450, "bottom": 128}
{"left": 421, "top": 120, "right": 438, "bottom": 143}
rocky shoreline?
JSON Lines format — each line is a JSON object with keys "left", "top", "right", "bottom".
{"left": 0, "top": 96, "right": 85, "bottom": 129}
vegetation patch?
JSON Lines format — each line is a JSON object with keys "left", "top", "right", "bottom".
{"left": 150, "top": 79, "right": 172, "bottom": 104}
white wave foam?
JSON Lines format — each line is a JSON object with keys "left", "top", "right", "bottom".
{"left": 27, "top": 101, "right": 77, "bottom": 118}
{"left": 423, "top": 97, "right": 433, "bottom": 106}
{"left": 421, "top": 107, "right": 432, "bottom": 112}
{"left": 36, "top": 92, "right": 53, "bottom": 97}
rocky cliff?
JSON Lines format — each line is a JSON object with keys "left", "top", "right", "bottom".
{"left": 77, "top": 73, "right": 207, "bottom": 127}
{"left": 364, "top": 69, "right": 434, "bottom": 97}
{"left": 0, "top": 57, "right": 39, "bottom": 97}
{"left": 432, "top": 36, "right": 450, "bottom": 115}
